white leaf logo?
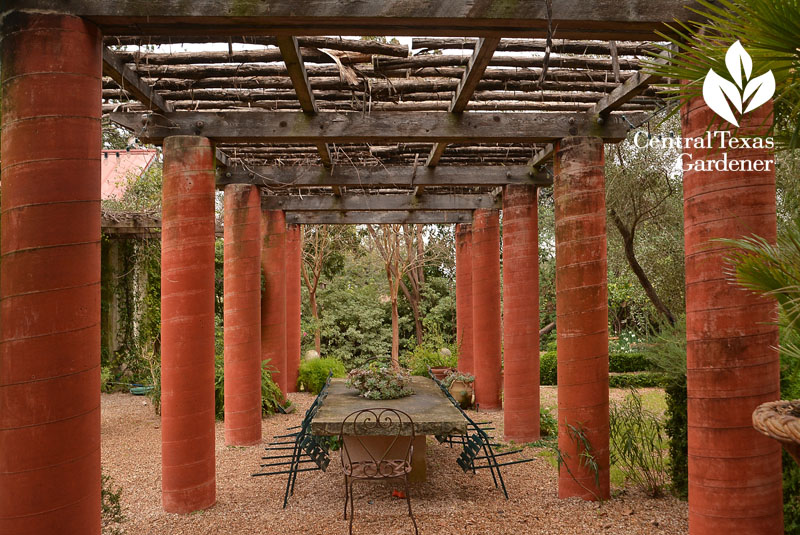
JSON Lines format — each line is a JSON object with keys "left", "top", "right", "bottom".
{"left": 702, "top": 40, "right": 775, "bottom": 127}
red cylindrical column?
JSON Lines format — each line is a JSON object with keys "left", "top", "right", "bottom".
{"left": 285, "top": 224, "right": 302, "bottom": 393}
{"left": 683, "top": 99, "right": 782, "bottom": 533}
{"left": 0, "top": 13, "right": 102, "bottom": 535}
{"left": 223, "top": 185, "right": 263, "bottom": 446}
{"left": 503, "top": 185, "right": 540, "bottom": 443}
{"left": 471, "top": 209, "right": 502, "bottom": 409}
{"left": 161, "top": 136, "right": 217, "bottom": 513}
{"left": 262, "top": 210, "right": 287, "bottom": 396}
{"left": 554, "top": 136, "right": 610, "bottom": 500}
{"left": 455, "top": 223, "right": 474, "bottom": 374}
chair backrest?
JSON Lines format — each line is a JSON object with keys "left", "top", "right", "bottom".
{"left": 339, "top": 408, "right": 415, "bottom": 478}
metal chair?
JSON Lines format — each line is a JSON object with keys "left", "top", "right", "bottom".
{"left": 339, "top": 408, "right": 419, "bottom": 535}
{"left": 252, "top": 371, "right": 334, "bottom": 507}
{"left": 428, "top": 367, "right": 534, "bottom": 499}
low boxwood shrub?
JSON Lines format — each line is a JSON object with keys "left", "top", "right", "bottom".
{"left": 609, "top": 352, "right": 652, "bottom": 373}
{"left": 609, "top": 372, "right": 668, "bottom": 389}
{"left": 540, "top": 351, "right": 557, "bottom": 385}
{"left": 298, "top": 357, "right": 346, "bottom": 394}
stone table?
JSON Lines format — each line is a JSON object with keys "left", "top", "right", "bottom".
{"left": 311, "top": 376, "right": 467, "bottom": 481}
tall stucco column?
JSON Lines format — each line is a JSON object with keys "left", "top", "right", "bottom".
{"left": 223, "top": 184, "right": 263, "bottom": 446}
{"left": 455, "top": 223, "right": 474, "bottom": 374}
{"left": 0, "top": 12, "right": 102, "bottom": 535}
{"left": 682, "top": 99, "right": 782, "bottom": 534}
{"left": 554, "top": 136, "right": 610, "bottom": 500}
{"left": 471, "top": 209, "right": 502, "bottom": 409}
{"left": 161, "top": 136, "right": 217, "bottom": 513}
{"left": 502, "top": 185, "right": 541, "bottom": 443}
{"left": 262, "top": 210, "right": 287, "bottom": 396}
{"left": 285, "top": 224, "right": 302, "bottom": 393}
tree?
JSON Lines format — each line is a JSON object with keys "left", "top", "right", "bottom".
{"left": 366, "top": 224, "right": 429, "bottom": 368}
{"left": 605, "top": 117, "right": 684, "bottom": 326}
{"left": 300, "top": 225, "right": 356, "bottom": 353}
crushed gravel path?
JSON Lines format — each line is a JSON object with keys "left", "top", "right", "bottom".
{"left": 101, "top": 391, "right": 687, "bottom": 534}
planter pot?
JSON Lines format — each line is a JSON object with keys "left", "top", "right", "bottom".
{"left": 430, "top": 366, "right": 456, "bottom": 381}
{"left": 448, "top": 380, "right": 474, "bottom": 409}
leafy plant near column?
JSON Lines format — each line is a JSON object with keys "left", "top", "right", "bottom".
{"left": 645, "top": 0, "right": 800, "bottom": 148}
{"left": 346, "top": 361, "right": 414, "bottom": 400}
{"left": 721, "top": 217, "right": 800, "bottom": 528}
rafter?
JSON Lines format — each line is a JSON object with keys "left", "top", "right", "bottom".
{"left": 102, "top": 47, "right": 173, "bottom": 113}
{"left": 262, "top": 193, "right": 499, "bottom": 212}
{"left": 285, "top": 211, "right": 473, "bottom": 225}
{"left": 217, "top": 164, "right": 551, "bottom": 188}
{"left": 426, "top": 37, "right": 501, "bottom": 168}
{"left": 110, "top": 111, "right": 638, "bottom": 144}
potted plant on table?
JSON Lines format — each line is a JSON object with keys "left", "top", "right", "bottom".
{"left": 346, "top": 361, "right": 415, "bottom": 400}
{"left": 443, "top": 371, "right": 475, "bottom": 408}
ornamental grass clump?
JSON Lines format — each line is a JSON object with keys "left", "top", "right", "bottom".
{"left": 346, "top": 362, "right": 414, "bottom": 400}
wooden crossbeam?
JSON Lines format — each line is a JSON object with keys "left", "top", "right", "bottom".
{"left": 217, "top": 165, "right": 551, "bottom": 188}
{"left": 529, "top": 144, "right": 554, "bottom": 168}
{"left": 285, "top": 211, "right": 473, "bottom": 225}
{"left": 110, "top": 111, "right": 638, "bottom": 144}
{"left": 262, "top": 193, "right": 499, "bottom": 212}
{"left": 102, "top": 47, "right": 173, "bottom": 113}
{"left": 275, "top": 34, "right": 334, "bottom": 186}
{"left": 3, "top": 1, "right": 701, "bottom": 39}
{"left": 427, "top": 37, "right": 500, "bottom": 168}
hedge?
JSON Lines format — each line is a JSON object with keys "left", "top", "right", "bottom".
{"left": 539, "top": 351, "right": 663, "bottom": 387}
{"left": 298, "top": 357, "right": 346, "bottom": 394}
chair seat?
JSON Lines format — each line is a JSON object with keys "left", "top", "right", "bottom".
{"left": 344, "top": 459, "right": 412, "bottom": 479}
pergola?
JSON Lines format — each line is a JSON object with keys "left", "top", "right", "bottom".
{"left": 0, "top": 2, "right": 782, "bottom": 534}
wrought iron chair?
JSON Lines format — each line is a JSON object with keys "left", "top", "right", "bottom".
{"left": 428, "top": 367, "right": 534, "bottom": 499}
{"left": 339, "top": 408, "right": 419, "bottom": 535}
{"left": 252, "top": 371, "right": 334, "bottom": 507}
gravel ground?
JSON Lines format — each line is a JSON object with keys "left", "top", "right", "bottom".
{"left": 101, "top": 391, "right": 687, "bottom": 535}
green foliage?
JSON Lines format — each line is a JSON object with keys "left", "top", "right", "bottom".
{"left": 784, "top": 450, "right": 800, "bottom": 535}
{"left": 346, "top": 362, "right": 414, "bottom": 400}
{"left": 540, "top": 351, "right": 558, "bottom": 385}
{"left": 261, "top": 361, "right": 285, "bottom": 415}
{"left": 298, "top": 358, "right": 346, "bottom": 394}
{"left": 609, "top": 372, "right": 667, "bottom": 389}
{"left": 642, "top": 318, "right": 688, "bottom": 496}
{"left": 101, "top": 472, "right": 125, "bottom": 535}
{"left": 541, "top": 351, "right": 655, "bottom": 386}
{"left": 100, "top": 366, "right": 113, "bottom": 393}
{"left": 609, "top": 352, "right": 652, "bottom": 373}
{"left": 539, "top": 406, "right": 558, "bottom": 437}
{"left": 609, "top": 390, "right": 669, "bottom": 497}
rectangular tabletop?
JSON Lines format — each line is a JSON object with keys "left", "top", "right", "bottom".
{"left": 311, "top": 376, "right": 467, "bottom": 437}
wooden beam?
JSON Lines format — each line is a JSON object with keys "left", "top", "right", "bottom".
{"left": 3, "top": 1, "right": 702, "bottom": 39}
{"left": 110, "top": 111, "right": 638, "bottom": 144}
{"left": 589, "top": 52, "right": 671, "bottom": 116}
{"left": 102, "top": 47, "right": 173, "bottom": 113}
{"left": 285, "top": 211, "right": 473, "bottom": 225}
{"left": 217, "top": 165, "right": 551, "bottom": 188}
{"left": 275, "top": 35, "right": 333, "bottom": 171}
{"left": 101, "top": 214, "right": 223, "bottom": 237}
{"left": 427, "top": 37, "right": 500, "bottom": 168}
{"left": 262, "top": 193, "right": 499, "bottom": 212}
{"left": 528, "top": 144, "right": 554, "bottom": 168}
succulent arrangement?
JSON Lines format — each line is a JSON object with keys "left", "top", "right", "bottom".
{"left": 442, "top": 371, "right": 475, "bottom": 389}
{"left": 346, "top": 362, "right": 414, "bottom": 400}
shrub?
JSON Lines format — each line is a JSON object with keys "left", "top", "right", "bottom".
{"left": 261, "top": 361, "right": 285, "bottom": 415}
{"left": 609, "top": 372, "right": 667, "bottom": 389}
{"left": 298, "top": 357, "right": 346, "bottom": 394}
{"left": 101, "top": 366, "right": 114, "bottom": 393}
{"left": 346, "top": 362, "right": 414, "bottom": 400}
{"left": 609, "top": 352, "right": 652, "bottom": 373}
{"left": 404, "top": 344, "right": 457, "bottom": 376}
{"left": 540, "top": 351, "right": 557, "bottom": 385}
{"left": 609, "top": 390, "right": 669, "bottom": 497}
{"left": 101, "top": 472, "right": 125, "bottom": 535}
{"left": 540, "top": 406, "right": 558, "bottom": 437}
